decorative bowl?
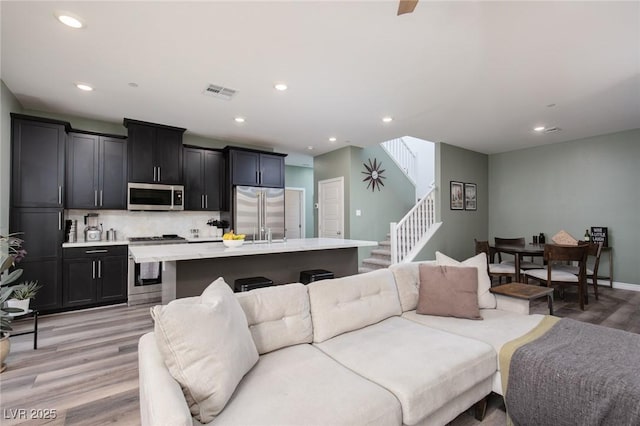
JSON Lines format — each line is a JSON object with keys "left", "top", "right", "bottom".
{"left": 222, "top": 239, "right": 244, "bottom": 248}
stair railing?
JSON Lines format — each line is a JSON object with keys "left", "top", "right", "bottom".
{"left": 390, "top": 187, "right": 438, "bottom": 264}
{"left": 381, "top": 137, "right": 417, "bottom": 185}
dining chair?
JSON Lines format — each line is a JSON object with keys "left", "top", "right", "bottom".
{"left": 523, "top": 244, "right": 589, "bottom": 310}
{"left": 474, "top": 239, "right": 521, "bottom": 285}
{"left": 553, "top": 242, "right": 602, "bottom": 303}
{"left": 494, "top": 237, "right": 542, "bottom": 269}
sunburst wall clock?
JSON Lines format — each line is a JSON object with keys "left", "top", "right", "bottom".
{"left": 362, "top": 158, "right": 386, "bottom": 192}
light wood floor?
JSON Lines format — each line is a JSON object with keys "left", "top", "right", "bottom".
{"left": 1, "top": 285, "right": 639, "bottom": 426}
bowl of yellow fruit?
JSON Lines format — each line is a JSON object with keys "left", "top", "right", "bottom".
{"left": 222, "top": 230, "right": 245, "bottom": 248}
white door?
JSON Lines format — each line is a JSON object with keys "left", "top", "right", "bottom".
{"left": 318, "top": 177, "right": 344, "bottom": 239}
{"left": 285, "top": 188, "right": 305, "bottom": 239}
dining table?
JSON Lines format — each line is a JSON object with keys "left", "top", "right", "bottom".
{"left": 490, "top": 243, "right": 545, "bottom": 282}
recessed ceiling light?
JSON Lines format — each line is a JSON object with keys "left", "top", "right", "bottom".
{"left": 307, "top": 146, "right": 313, "bottom": 150}
{"left": 128, "top": 82, "right": 139, "bottom": 88}
{"left": 76, "top": 83, "right": 94, "bottom": 91}
{"left": 329, "top": 137, "right": 337, "bottom": 142}
{"left": 382, "top": 116, "right": 393, "bottom": 123}
{"left": 234, "top": 117, "right": 246, "bottom": 123}
{"left": 546, "top": 103, "right": 556, "bottom": 108}
{"left": 274, "top": 83, "right": 288, "bottom": 91}
{"left": 55, "top": 12, "right": 85, "bottom": 29}
{"left": 533, "top": 126, "right": 546, "bottom": 132}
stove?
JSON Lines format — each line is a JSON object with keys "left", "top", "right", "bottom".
{"left": 128, "top": 234, "right": 187, "bottom": 245}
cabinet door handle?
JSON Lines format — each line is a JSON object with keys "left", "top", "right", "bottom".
{"left": 100, "top": 190, "right": 103, "bottom": 206}
{"left": 94, "top": 190, "right": 98, "bottom": 206}
{"left": 58, "top": 212, "right": 62, "bottom": 231}
{"left": 92, "top": 260, "right": 96, "bottom": 279}
{"left": 153, "top": 167, "right": 157, "bottom": 182}
{"left": 85, "top": 249, "right": 108, "bottom": 254}
{"left": 205, "top": 195, "right": 208, "bottom": 209}
{"left": 256, "top": 170, "right": 259, "bottom": 183}
{"left": 98, "top": 260, "right": 102, "bottom": 279}
{"left": 158, "top": 167, "right": 161, "bottom": 182}
{"left": 58, "top": 186, "right": 62, "bottom": 205}
{"left": 201, "top": 194, "right": 205, "bottom": 209}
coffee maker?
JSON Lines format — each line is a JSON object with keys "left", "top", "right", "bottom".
{"left": 84, "top": 213, "right": 103, "bottom": 242}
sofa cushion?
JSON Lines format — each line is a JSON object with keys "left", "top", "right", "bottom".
{"left": 236, "top": 283, "right": 313, "bottom": 354}
{"left": 416, "top": 264, "right": 481, "bottom": 320}
{"left": 308, "top": 269, "right": 402, "bottom": 343}
{"left": 436, "top": 251, "right": 497, "bottom": 309}
{"left": 402, "top": 309, "right": 545, "bottom": 370}
{"left": 314, "top": 317, "right": 495, "bottom": 425}
{"left": 210, "top": 344, "right": 402, "bottom": 426}
{"left": 389, "top": 260, "right": 436, "bottom": 312}
{"left": 151, "top": 278, "right": 259, "bottom": 424}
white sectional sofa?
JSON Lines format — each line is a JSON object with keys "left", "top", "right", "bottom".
{"left": 138, "top": 260, "right": 546, "bottom": 426}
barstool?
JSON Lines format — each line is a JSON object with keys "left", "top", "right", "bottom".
{"left": 234, "top": 277, "right": 274, "bottom": 292}
{"left": 299, "top": 269, "right": 334, "bottom": 285}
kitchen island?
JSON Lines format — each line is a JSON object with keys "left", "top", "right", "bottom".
{"left": 128, "top": 238, "right": 377, "bottom": 303}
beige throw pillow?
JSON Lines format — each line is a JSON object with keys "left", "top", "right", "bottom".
{"left": 435, "top": 251, "right": 497, "bottom": 309}
{"left": 416, "top": 263, "right": 482, "bottom": 320}
{"left": 151, "top": 277, "right": 259, "bottom": 423}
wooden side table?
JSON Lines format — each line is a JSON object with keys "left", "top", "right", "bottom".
{"left": 490, "top": 283, "right": 555, "bottom": 315}
{"left": 9, "top": 309, "right": 39, "bottom": 350}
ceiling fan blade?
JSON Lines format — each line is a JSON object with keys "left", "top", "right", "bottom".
{"left": 397, "top": 0, "right": 418, "bottom": 15}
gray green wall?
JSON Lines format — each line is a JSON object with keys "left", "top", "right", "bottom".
{"left": 416, "top": 142, "right": 489, "bottom": 261}
{"left": 489, "top": 129, "right": 640, "bottom": 286}
{"left": 1, "top": 80, "right": 23, "bottom": 235}
{"left": 285, "top": 165, "right": 314, "bottom": 238}
{"left": 314, "top": 145, "right": 415, "bottom": 262}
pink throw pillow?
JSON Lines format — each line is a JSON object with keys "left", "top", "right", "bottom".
{"left": 416, "top": 263, "right": 482, "bottom": 320}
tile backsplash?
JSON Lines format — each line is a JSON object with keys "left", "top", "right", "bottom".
{"left": 65, "top": 210, "right": 222, "bottom": 240}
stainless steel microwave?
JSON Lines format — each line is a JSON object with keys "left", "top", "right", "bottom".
{"left": 127, "top": 183, "right": 184, "bottom": 211}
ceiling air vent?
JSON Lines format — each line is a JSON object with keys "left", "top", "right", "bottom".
{"left": 544, "top": 127, "right": 561, "bottom": 134}
{"left": 203, "top": 84, "right": 237, "bottom": 100}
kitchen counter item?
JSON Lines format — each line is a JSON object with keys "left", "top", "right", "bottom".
{"left": 106, "top": 228, "right": 117, "bottom": 241}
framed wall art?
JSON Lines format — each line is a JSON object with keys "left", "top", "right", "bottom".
{"left": 450, "top": 181, "right": 464, "bottom": 210}
{"left": 464, "top": 183, "right": 477, "bottom": 211}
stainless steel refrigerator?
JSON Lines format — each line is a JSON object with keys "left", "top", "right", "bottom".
{"left": 234, "top": 186, "right": 285, "bottom": 241}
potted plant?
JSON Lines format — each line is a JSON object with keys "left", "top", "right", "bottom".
{"left": 1, "top": 234, "right": 29, "bottom": 372}
{"left": 6, "top": 280, "right": 41, "bottom": 312}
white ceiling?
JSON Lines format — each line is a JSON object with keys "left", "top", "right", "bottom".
{"left": 2, "top": 1, "right": 639, "bottom": 156}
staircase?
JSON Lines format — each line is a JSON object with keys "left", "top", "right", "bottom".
{"left": 359, "top": 236, "right": 393, "bottom": 273}
{"left": 359, "top": 187, "right": 442, "bottom": 273}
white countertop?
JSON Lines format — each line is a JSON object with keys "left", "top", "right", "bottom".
{"left": 63, "top": 239, "right": 129, "bottom": 248}
{"left": 128, "top": 238, "right": 377, "bottom": 263}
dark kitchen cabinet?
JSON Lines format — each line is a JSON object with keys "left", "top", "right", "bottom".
{"left": 184, "top": 146, "right": 223, "bottom": 210}
{"left": 66, "top": 131, "right": 127, "bottom": 209}
{"left": 10, "top": 208, "right": 64, "bottom": 312}
{"left": 227, "top": 148, "right": 286, "bottom": 188}
{"left": 63, "top": 245, "right": 127, "bottom": 308}
{"left": 11, "top": 114, "right": 68, "bottom": 208}
{"left": 124, "top": 118, "right": 185, "bottom": 185}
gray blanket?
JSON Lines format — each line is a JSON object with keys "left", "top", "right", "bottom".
{"left": 506, "top": 318, "right": 640, "bottom": 426}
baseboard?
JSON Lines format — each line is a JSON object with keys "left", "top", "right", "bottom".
{"left": 600, "top": 280, "right": 640, "bottom": 292}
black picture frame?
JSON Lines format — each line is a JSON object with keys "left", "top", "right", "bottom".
{"left": 450, "top": 181, "right": 464, "bottom": 210}
{"left": 464, "top": 183, "right": 477, "bottom": 211}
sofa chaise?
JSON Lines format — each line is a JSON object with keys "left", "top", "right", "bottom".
{"left": 138, "top": 255, "right": 547, "bottom": 426}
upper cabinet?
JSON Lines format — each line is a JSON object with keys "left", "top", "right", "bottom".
{"left": 124, "top": 118, "right": 186, "bottom": 185}
{"left": 183, "top": 147, "right": 224, "bottom": 211}
{"left": 227, "top": 147, "right": 286, "bottom": 188}
{"left": 66, "top": 131, "right": 127, "bottom": 209}
{"left": 11, "top": 114, "right": 68, "bottom": 208}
